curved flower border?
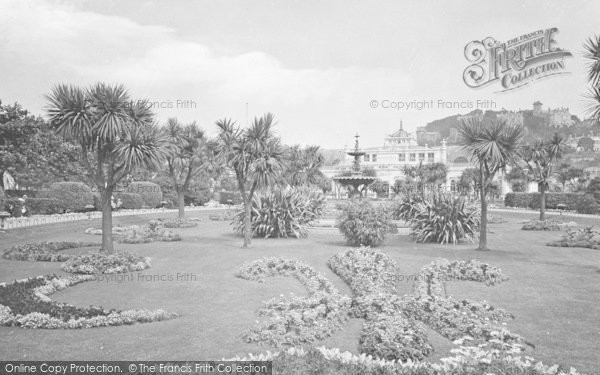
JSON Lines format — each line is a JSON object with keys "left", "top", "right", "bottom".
{"left": 0, "top": 275, "right": 177, "bottom": 329}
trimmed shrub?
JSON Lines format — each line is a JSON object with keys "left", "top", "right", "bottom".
{"left": 184, "top": 189, "right": 211, "bottom": 206}
{"left": 4, "top": 198, "right": 27, "bottom": 217}
{"left": 219, "top": 191, "right": 242, "bottom": 205}
{"left": 126, "top": 182, "right": 162, "bottom": 208}
{"left": 25, "top": 198, "right": 61, "bottom": 215}
{"left": 336, "top": 201, "right": 397, "bottom": 247}
{"left": 504, "top": 192, "right": 588, "bottom": 211}
{"left": 409, "top": 193, "right": 479, "bottom": 244}
{"left": 38, "top": 182, "right": 94, "bottom": 212}
{"left": 115, "top": 192, "right": 143, "bottom": 209}
{"left": 233, "top": 186, "right": 325, "bottom": 238}
{"left": 574, "top": 194, "right": 600, "bottom": 215}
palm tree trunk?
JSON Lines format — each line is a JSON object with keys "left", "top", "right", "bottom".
{"left": 243, "top": 198, "right": 252, "bottom": 248}
{"left": 100, "top": 188, "right": 114, "bottom": 253}
{"left": 178, "top": 191, "right": 185, "bottom": 219}
{"left": 478, "top": 165, "right": 488, "bottom": 251}
{"left": 539, "top": 186, "right": 546, "bottom": 221}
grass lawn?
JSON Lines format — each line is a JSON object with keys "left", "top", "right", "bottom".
{"left": 0, "top": 209, "right": 599, "bottom": 373}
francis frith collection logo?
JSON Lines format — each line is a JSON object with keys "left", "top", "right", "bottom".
{"left": 463, "top": 28, "right": 572, "bottom": 91}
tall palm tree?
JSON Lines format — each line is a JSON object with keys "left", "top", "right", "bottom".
{"left": 458, "top": 117, "right": 523, "bottom": 251}
{"left": 46, "top": 83, "right": 169, "bottom": 253}
{"left": 522, "top": 133, "right": 566, "bottom": 220}
{"left": 163, "top": 118, "right": 220, "bottom": 219}
{"left": 215, "top": 113, "right": 284, "bottom": 247}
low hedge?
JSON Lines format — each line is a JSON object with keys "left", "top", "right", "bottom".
{"left": 26, "top": 198, "right": 62, "bottom": 215}
{"left": 115, "top": 193, "right": 144, "bottom": 209}
{"left": 126, "top": 182, "right": 162, "bottom": 208}
{"left": 219, "top": 191, "right": 242, "bottom": 205}
{"left": 38, "top": 182, "right": 94, "bottom": 212}
{"left": 504, "top": 192, "right": 598, "bottom": 213}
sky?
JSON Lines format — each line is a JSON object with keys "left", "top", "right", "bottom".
{"left": 0, "top": 0, "right": 599, "bottom": 148}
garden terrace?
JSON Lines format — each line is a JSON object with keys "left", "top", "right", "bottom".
{"left": 0, "top": 209, "right": 598, "bottom": 373}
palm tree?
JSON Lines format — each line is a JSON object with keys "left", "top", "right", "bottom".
{"left": 46, "top": 83, "right": 169, "bottom": 253}
{"left": 522, "top": 133, "right": 566, "bottom": 221}
{"left": 215, "top": 113, "right": 284, "bottom": 247}
{"left": 163, "top": 118, "right": 220, "bottom": 219}
{"left": 285, "top": 145, "right": 326, "bottom": 187}
{"left": 584, "top": 35, "right": 600, "bottom": 120}
{"left": 458, "top": 117, "right": 523, "bottom": 251}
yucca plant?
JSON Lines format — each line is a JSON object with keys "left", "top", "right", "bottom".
{"left": 391, "top": 191, "right": 426, "bottom": 221}
{"left": 409, "top": 193, "right": 480, "bottom": 244}
{"left": 233, "top": 186, "right": 325, "bottom": 238}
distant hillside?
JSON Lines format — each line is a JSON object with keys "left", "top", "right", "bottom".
{"left": 423, "top": 109, "right": 598, "bottom": 144}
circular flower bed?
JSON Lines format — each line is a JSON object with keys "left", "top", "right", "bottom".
{"left": 158, "top": 217, "right": 199, "bottom": 228}
{"left": 3, "top": 241, "right": 101, "bottom": 262}
{"left": 61, "top": 252, "right": 151, "bottom": 274}
{"left": 0, "top": 275, "right": 177, "bottom": 329}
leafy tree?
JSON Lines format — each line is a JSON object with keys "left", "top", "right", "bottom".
{"left": 0, "top": 102, "right": 85, "bottom": 190}
{"left": 215, "top": 113, "right": 284, "bottom": 248}
{"left": 505, "top": 165, "right": 529, "bottom": 192}
{"left": 402, "top": 162, "right": 447, "bottom": 191}
{"left": 522, "top": 133, "right": 566, "bottom": 220}
{"left": 587, "top": 177, "right": 600, "bottom": 203}
{"left": 46, "top": 83, "right": 169, "bottom": 253}
{"left": 458, "top": 118, "right": 523, "bottom": 251}
{"left": 163, "top": 118, "right": 219, "bottom": 218}
{"left": 555, "top": 163, "right": 584, "bottom": 192}
{"left": 577, "top": 137, "right": 594, "bottom": 151}
{"left": 368, "top": 179, "right": 389, "bottom": 197}
{"left": 458, "top": 168, "right": 479, "bottom": 196}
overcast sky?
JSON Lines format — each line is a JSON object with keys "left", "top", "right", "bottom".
{"left": 1, "top": 0, "right": 598, "bottom": 148}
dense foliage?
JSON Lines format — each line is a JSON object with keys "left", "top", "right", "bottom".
{"left": 233, "top": 186, "right": 325, "bottom": 238}
{"left": 24, "top": 198, "right": 62, "bottom": 215}
{"left": 126, "top": 181, "right": 163, "bottom": 208}
{"left": 114, "top": 192, "right": 144, "bottom": 209}
{"left": 3, "top": 241, "right": 100, "bottom": 262}
{"left": 38, "top": 182, "right": 94, "bottom": 212}
{"left": 408, "top": 193, "right": 479, "bottom": 244}
{"left": 336, "top": 201, "right": 397, "bottom": 247}
{"left": 504, "top": 192, "right": 590, "bottom": 211}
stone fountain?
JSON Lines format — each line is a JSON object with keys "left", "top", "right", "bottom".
{"left": 333, "top": 134, "right": 376, "bottom": 199}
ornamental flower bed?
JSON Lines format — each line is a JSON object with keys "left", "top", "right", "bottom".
{"left": 157, "top": 217, "right": 199, "bottom": 228}
{"left": 3, "top": 241, "right": 101, "bottom": 262}
{"left": 236, "top": 257, "right": 350, "bottom": 347}
{"left": 61, "top": 252, "right": 151, "bottom": 274}
{"left": 327, "top": 247, "right": 522, "bottom": 361}
{"left": 547, "top": 227, "right": 600, "bottom": 250}
{"left": 0, "top": 275, "right": 177, "bottom": 329}
{"left": 84, "top": 220, "right": 181, "bottom": 243}
{"left": 521, "top": 220, "right": 577, "bottom": 231}
{"left": 227, "top": 344, "right": 583, "bottom": 375}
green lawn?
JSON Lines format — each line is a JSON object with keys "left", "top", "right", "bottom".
{"left": 0, "top": 210, "right": 599, "bottom": 373}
